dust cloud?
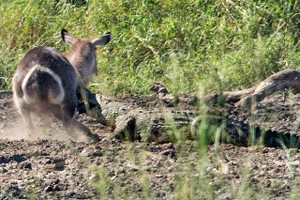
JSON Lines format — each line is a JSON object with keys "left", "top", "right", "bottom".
{"left": 0, "top": 115, "right": 91, "bottom": 142}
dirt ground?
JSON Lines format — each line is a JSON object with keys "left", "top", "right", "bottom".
{"left": 1, "top": 91, "right": 300, "bottom": 199}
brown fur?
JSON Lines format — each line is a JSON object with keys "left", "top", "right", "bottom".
{"left": 12, "top": 30, "right": 111, "bottom": 141}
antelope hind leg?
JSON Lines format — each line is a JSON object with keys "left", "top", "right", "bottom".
{"left": 19, "top": 106, "right": 35, "bottom": 136}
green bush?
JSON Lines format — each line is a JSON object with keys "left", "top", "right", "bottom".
{"left": 1, "top": 0, "right": 300, "bottom": 94}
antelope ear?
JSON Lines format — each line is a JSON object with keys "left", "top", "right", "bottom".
{"left": 61, "top": 29, "right": 75, "bottom": 45}
{"left": 92, "top": 32, "right": 111, "bottom": 46}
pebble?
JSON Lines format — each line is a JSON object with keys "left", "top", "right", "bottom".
{"left": 19, "top": 161, "right": 32, "bottom": 170}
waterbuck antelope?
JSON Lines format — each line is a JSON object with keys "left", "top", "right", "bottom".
{"left": 12, "top": 29, "right": 111, "bottom": 141}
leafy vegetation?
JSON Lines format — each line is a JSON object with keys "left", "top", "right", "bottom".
{"left": 1, "top": 0, "right": 300, "bottom": 95}
{"left": 1, "top": 1, "right": 300, "bottom": 199}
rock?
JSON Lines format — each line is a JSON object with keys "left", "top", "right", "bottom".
{"left": 19, "top": 161, "right": 32, "bottom": 170}
{"left": 44, "top": 185, "right": 54, "bottom": 192}
{"left": 92, "top": 149, "right": 103, "bottom": 157}
{"left": 52, "top": 158, "right": 65, "bottom": 171}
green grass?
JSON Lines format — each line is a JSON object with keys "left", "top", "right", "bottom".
{"left": 1, "top": 1, "right": 300, "bottom": 198}
{"left": 1, "top": 0, "right": 300, "bottom": 95}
